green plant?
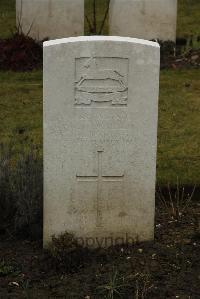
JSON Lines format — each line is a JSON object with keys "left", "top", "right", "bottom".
{"left": 132, "top": 273, "right": 153, "bottom": 299}
{"left": 0, "top": 260, "right": 15, "bottom": 276}
{"left": 12, "top": 144, "right": 43, "bottom": 236}
{"left": 22, "top": 279, "right": 31, "bottom": 299}
{"left": 181, "top": 35, "right": 200, "bottom": 55}
{"left": 97, "top": 269, "right": 130, "bottom": 299}
{"left": 97, "top": 270, "right": 152, "bottom": 299}
{"left": 0, "top": 140, "right": 43, "bottom": 238}
{"left": 0, "top": 141, "right": 16, "bottom": 232}
{"left": 157, "top": 178, "right": 196, "bottom": 220}
{"left": 48, "top": 232, "right": 86, "bottom": 271}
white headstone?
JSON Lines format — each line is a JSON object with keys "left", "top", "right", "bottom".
{"left": 16, "top": 0, "right": 84, "bottom": 40}
{"left": 43, "top": 36, "right": 160, "bottom": 248}
{"left": 109, "top": 0, "right": 177, "bottom": 42}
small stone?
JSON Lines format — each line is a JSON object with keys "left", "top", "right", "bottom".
{"left": 191, "top": 55, "right": 199, "bottom": 61}
{"left": 9, "top": 282, "right": 19, "bottom": 287}
{"left": 185, "top": 83, "right": 191, "bottom": 88}
{"left": 183, "top": 238, "right": 191, "bottom": 245}
{"left": 156, "top": 224, "right": 162, "bottom": 228}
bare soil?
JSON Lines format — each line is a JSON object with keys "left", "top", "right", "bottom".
{"left": 0, "top": 201, "right": 200, "bottom": 299}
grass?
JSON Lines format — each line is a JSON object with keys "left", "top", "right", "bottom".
{"left": 0, "top": 71, "right": 42, "bottom": 146}
{"left": 158, "top": 69, "right": 200, "bottom": 185}
{"left": 0, "top": 69, "right": 199, "bottom": 185}
{"left": 0, "top": 0, "right": 200, "bottom": 39}
{"left": 177, "top": 0, "right": 200, "bottom": 38}
{"left": 0, "top": 0, "right": 15, "bottom": 39}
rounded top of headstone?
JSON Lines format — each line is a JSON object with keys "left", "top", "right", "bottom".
{"left": 43, "top": 36, "right": 160, "bottom": 48}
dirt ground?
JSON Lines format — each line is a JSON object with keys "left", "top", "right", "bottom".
{"left": 0, "top": 200, "right": 200, "bottom": 299}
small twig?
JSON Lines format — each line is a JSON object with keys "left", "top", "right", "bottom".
{"left": 93, "top": 0, "right": 97, "bottom": 34}
{"left": 16, "top": 0, "right": 23, "bottom": 34}
{"left": 99, "top": 0, "right": 110, "bottom": 35}
{"left": 85, "top": 14, "right": 93, "bottom": 34}
{"left": 26, "top": 18, "right": 35, "bottom": 37}
{"left": 176, "top": 176, "right": 180, "bottom": 215}
{"left": 181, "top": 185, "right": 196, "bottom": 213}
{"left": 167, "top": 183, "right": 175, "bottom": 217}
{"left": 157, "top": 186, "right": 168, "bottom": 211}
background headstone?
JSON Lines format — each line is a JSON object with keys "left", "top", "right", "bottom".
{"left": 43, "top": 36, "right": 160, "bottom": 247}
{"left": 109, "top": 0, "right": 177, "bottom": 41}
{"left": 16, "top": 0, "right": 84, "bottom": 40}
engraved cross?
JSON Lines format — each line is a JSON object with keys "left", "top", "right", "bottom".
{"left": 76, "top": 150, "right": 124, "bottom": 227}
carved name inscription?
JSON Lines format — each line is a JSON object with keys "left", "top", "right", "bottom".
{"left": 75, "top": 57, "right": 129, "bottom": 106}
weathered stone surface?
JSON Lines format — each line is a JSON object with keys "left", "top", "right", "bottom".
{"left": 109, "top": 0, "right": 177, "bottom": 41}
{"left": 43, "top": 36, "right": 160, "bottom": 248}
{"left": 16, "top": 0, "right": 84, "bottom": 40}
